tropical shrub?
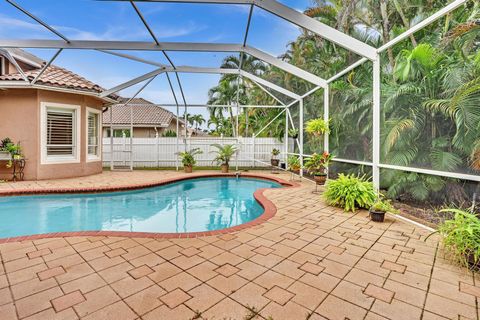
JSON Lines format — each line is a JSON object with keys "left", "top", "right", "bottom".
{"left": 305, "top": 152, "right": 333, "bottom": 175}
{"left": 305, "top": 118, "right": 329, "bottom": 136}
{"left": 287, "top": 155, "right": 301, "bottom": 171}
{"left": 162, "top": 129, "right": 177, "bottom": 137}
{"left": 436, "top": 208, "right": 480, "bottom": 270}
{"left": 324, "top": 174, "right": 376, "bottom": 212}
{"left": 177, "top": 148, "right": 202, "bottom": 167}
{"left": 271, "top": 148, "right": 280, "bottom": 158}
{"left": 210, "top": 144, "right": 238, "bottom": 166}
{"left": 288, "top": 128, "right": 299, "bottom": 138}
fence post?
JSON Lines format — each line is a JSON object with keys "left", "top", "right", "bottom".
{"left": 156, "top": 133, "right": 160, "bottom": 168}
{"left": 252, "top": 134, "right": 255, "bottom": 168}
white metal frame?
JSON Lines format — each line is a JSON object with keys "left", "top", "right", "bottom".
{"left": 1, "top": 0, "right": 477, "bottom": 185}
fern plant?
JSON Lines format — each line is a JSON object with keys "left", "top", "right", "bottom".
{"left": 436, "top": 208, "right": 480, "bottom": 270}
{"left": 324, "top": 174, "right": 376, "bottom": 212}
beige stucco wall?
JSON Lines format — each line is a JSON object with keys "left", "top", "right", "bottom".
{"left": 101, "top": 118, "right": 185, "bottom": 138}
{"left": 0, "top": 88, "right": 105, "bottom": 181}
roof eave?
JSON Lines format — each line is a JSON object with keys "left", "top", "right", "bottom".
{"left": 0, "top": 81, "right": 117, "bottom": 104}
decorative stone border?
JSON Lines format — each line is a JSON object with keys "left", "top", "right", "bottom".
{"left": 0, "top": 173, "right": 300, "bottom": 243}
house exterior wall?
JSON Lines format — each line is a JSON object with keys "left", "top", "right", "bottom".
{"left": 0, "top": 88, "right": 104, "bottom": 181}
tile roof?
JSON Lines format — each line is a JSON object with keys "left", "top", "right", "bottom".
{"left": 103, "top": 100, "right": 176, "bottom": 127}
{"left": 0, "top": 65, "right": 106, "bottom": 94}
{"left": 0, "top": 49, "right": 115, "bottom": 100}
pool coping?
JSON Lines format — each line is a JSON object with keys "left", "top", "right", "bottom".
{"left": 0, "top": 173, "right": 300, "bottom": 244}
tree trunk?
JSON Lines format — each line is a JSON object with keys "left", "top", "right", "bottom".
{"left": 393, "top": 0, "right": 418, "bottom": 47}
{"left": 379, "top": 0, "right": 395, "bottom": 69}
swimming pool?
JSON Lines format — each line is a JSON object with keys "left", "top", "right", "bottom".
{"left": 0, "top": 177, "right": 281, "bottom": 239}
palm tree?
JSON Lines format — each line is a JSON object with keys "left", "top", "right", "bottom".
{"left": 190, "top": 114, "right": 205, "bottom": 133}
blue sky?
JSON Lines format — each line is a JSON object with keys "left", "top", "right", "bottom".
{"left": 0, "top": 0, "right": 312, "bottom": 122}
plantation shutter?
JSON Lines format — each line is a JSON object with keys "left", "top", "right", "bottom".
{"left": 46, "top": 109, "right": 75, "bottom": 156}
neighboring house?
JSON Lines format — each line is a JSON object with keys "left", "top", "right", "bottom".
{"left": 103, "top": 98, "right": 203, "bottom": 138}
{"left": 0, "top": 49, "right": 115, "bottom": 180}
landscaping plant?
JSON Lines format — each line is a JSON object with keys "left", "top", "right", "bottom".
{"left": 324, "top": 174, "right": 376, "bottom": 212}
{"left": 304, "top": 152, "right": 333, "bottom": 185}
{"left": 177, "top": 148, "right": 203, "bottom": 173}
{"left": 305, "top": 118, "right": 329, "bottom": 137}
{"left": 436, "top": 208, "right": 480, "bottom": 270}
{"left": 288, "top": 128, "right": 299, "bottom": 139}
{"left": 210, "top": 144, "right": 238, "bottom": 173}
{"left": 271, "top": 148, "right": 280, "bottom": 167}
{"left": 369, "top": 196, "right": 399, "bottom": 222}
{"left": 287, "top": 155, "right": 301, "bottom": 173}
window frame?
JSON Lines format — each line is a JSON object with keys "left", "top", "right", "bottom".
{"left": 40, "top": 102, "right": 81, "bottom": 165}
{"left": 85, "top": 107, "right": 102, "bottom": 162}
{"left": 0, "top": 57, "right": 5, "bottom": 76}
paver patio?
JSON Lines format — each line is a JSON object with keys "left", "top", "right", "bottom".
{"left": 0, "top": 171, "right": 479, "bottom": 320}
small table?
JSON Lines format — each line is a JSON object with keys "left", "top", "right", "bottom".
{"left": 0, "top": 157, "right": 26, "bottom": 182}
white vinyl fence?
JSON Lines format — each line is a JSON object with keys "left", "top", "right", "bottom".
{"left": 103, "top": 137, "right": 289, "bottom": 168}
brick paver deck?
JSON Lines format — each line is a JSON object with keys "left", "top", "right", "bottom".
{"left": 0, "top": 171, "right": 478, "bottom": 320}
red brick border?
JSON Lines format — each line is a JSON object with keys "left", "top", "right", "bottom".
{"left": 0, "top": 173, "right": 300, "bottom": 244}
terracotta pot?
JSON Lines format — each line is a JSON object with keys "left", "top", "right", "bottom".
{"left": 221, "top": 164, "right": 229, "bottom": 173}
{"left": 369, "top": 209, "right": 386, "bottom": 222}
{"left": 271, "top": 159, "right": 280, "bottom": 167}
{"left": 314, "top": 174, "right": 327, "bottom": 185}
{"left": 184, "top": 165, "right": 193, "bottom": 173}
{"left": 292, "top": 169, "right": 300, "bottom": 175}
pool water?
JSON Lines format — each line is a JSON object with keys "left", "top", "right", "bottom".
{"left": 0, "top": 177, "right": 281, "bottom": 238}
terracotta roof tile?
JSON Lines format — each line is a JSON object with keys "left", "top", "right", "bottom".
{"left": 103, "top": 102, "right": 175, "bottom": 127}
{"left": 0, "top": 65, "right": 111, "bottom": 97}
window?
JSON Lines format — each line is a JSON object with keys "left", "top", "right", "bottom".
{"left": 0, "top": 57, "right": 5, "bottom": 76}
{"left": 41, "top": 102, "right": 80, "bottom": 164}
{"left": 106, "top": 128, "right": 131, "bottom": 138}
{"left": 86, "top": 108, "right": 101, "bottom": 160}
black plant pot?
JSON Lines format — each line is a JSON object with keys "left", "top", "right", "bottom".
{"left": 289, "top": 134, "right": 298, "bottom": 139}
{"left": 369, "top": 209, "right": 386, "bottom": 222}
{"left": 314, "top": 174, "right": 327, "bottom": 185}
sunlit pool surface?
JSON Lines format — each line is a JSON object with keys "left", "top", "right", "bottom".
{"left": 0, "top": 177, "right": 281, "bottom": 238}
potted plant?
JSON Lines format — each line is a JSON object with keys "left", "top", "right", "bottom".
{"left": 433, "top": 208, "right": 480, "bottom": 270}
{"left": 305, "top": 118, "right": 329, "bottom": 137}
{"left": 177, "top": 148, "right": 202, "bottom": 173}
{"left": 0, "top": 137, "right": 13, "bottom": 160}
{"left": 304, "top": 151, "right": 333, "bottom": 185}
{"left": 288, "top": 128, "right": 299, "bottom": 139}
{"left": 211, "top": 144, "right": 238, "bottom": 173}
{"left": 271, "top": 149, "right": 280, "bottom": 167}
{"left": 287, "top": 155, "right": 301, "bottom": 174}
{"left": 369, "top": 197, "right": 399, "bottom": 222}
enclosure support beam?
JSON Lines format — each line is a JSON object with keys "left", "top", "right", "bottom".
{"left": 284, "top": 107, "right": 288, "bottom": 165}
{"left": 299, "top": 98, "right": 304, "bottom": 177}
{"left": 165, "top": 72, "right": 181, "bottom": 170}
{"left": 372, "top": 56, "right": 381, "bottom": 190}
{"left": 31, "top": 49, "right": 63, "bottom": 85}
{"left": 323, "top": 85, "right": 329, "bottom": 153}
{"left": 253, "top": 108, "right": 286, "bottom": 138}
{"left": 6, "top": 0, "right": 70, "bottom": 43}
{"left": 327, "top": 58, "right": 369, "bottom": 83}
{"left": 377, "top": 0, "right": 468, "bottom": 53}
{"left": 249, "top": 80, "right": 286, "bottom": 106}
{"left": 101, "top": 67, "right": 166, "bottom": 97}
